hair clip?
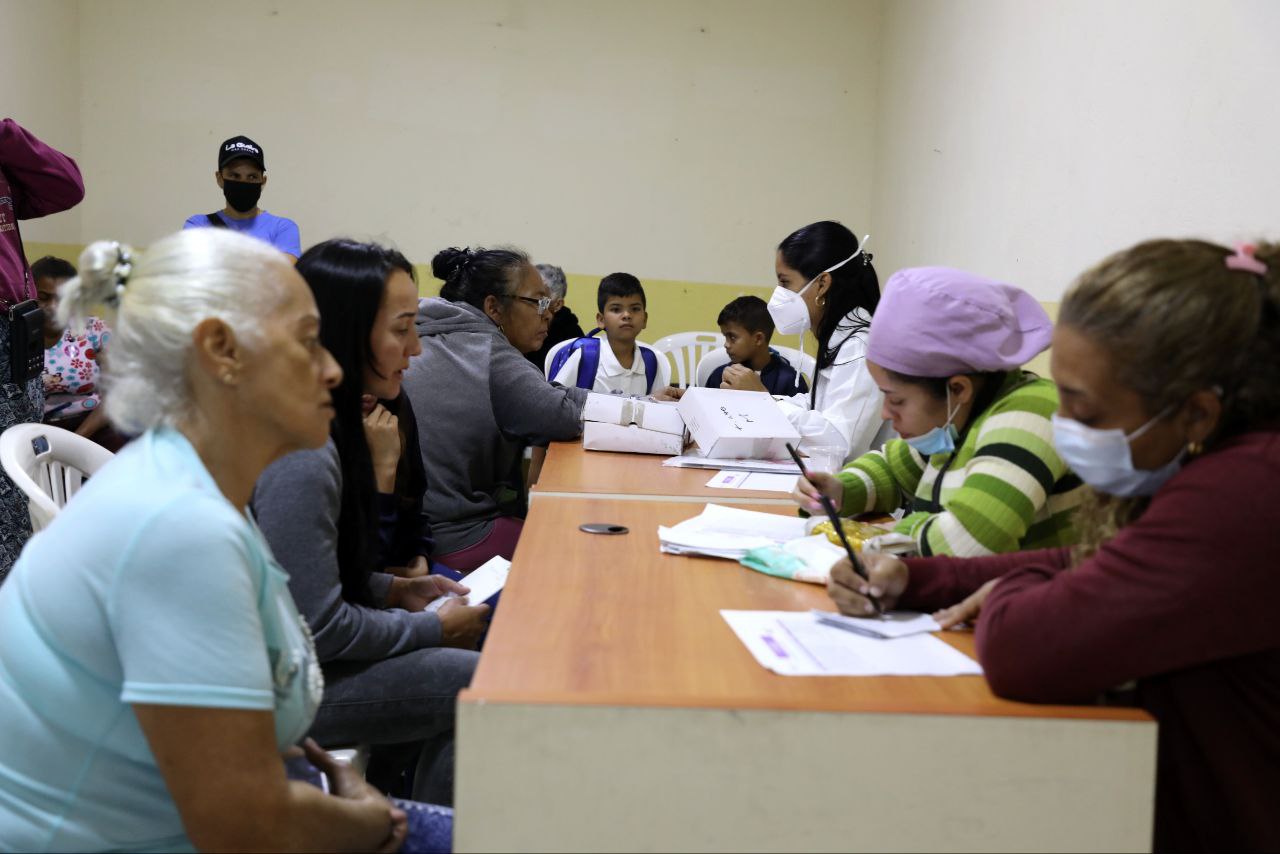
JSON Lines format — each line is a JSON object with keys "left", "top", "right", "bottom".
{"left": 103, "top": 242, "right": 133, "bottom": 307}
{"left": 1225, "top": 243, "right": 1268, "bottom": 277}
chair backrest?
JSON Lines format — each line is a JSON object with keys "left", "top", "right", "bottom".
{"left": 695, "top": 349, "right": 732, "bottom": 387}
{"left": 771, "top": 344, "right": 818, "bottom": 387}
{"left": 0, "top": 423, "right": 115, "bottom": 532}
{"left": 651, "top": 331, "right": 725, "bottom": 388}
{"left": 694, "top": 345, "right": 817, "bottom": 390}
{"left": 544, "top": 337, "right": 575, "bottom": 381}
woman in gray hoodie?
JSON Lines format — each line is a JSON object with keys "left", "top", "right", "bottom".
{"left": 403, "top": 247, "right": 588, "bottom": 571}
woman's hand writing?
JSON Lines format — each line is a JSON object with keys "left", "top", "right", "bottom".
{"left": 827, "top": 552, "right": 909, "bottom": 616}
{"left": 791, "top": 471, "right": 844, "bottom": 514}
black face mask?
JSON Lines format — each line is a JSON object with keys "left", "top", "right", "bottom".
{"left": 222, "top": 179, "right": 262, "bottom": 213}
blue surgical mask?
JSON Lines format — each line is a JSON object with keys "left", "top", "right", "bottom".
{"left": 1051, "top": 410, "right": 1184, "bottom": 498}
{"left": 904, "top": 388, "right": 961, "bottom": 456}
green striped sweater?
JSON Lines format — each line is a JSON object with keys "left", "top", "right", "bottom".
{"left": 837, "top": 371, "right": 1084, "bottom": 557}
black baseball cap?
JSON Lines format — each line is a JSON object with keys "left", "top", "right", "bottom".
{"left": 217, "top": 135, "right": 266, "bottom": 171}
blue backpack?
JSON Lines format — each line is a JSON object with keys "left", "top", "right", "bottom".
{"left": 548, "top": 332, "right": 660, "bottom": 393}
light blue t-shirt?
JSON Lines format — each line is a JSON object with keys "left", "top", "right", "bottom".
{"left": 182, "top": 209, "right": 302, "bottom": 257}
{"left": 0, "top": 428, "right": 322, "bottom": 852}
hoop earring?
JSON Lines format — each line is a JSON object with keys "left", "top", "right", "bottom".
{"left": 1187, "top": 441, "right": 1204, "bottom": 457}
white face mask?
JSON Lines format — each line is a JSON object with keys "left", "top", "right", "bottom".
{"left": 767, "top": 235, "right": 871, "bottom": 337}
{"left": 1051, "top": 410, "right": 1184, "bottom": 498}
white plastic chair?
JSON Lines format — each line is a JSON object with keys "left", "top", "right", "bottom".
{"left": 771, "top": 344, "right": 817, "bottom": 387}
{"left": 0, "top": 423, "right": 114, "bottom": 532}
{"left": 694, "top": 349, "right": 732, "bottom": 387}
{"left": 544, "top": 338, "right": 575, "bottom": 381}
{"left": 695, "top": 345, "right": 816, "bottom": 390}
{"left": 651, "top": 331, "right": 724, "bottom": 388}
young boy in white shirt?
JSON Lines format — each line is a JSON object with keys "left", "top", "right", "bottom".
{"left": 549, "top": 273, "right": 672, "bottom": 395}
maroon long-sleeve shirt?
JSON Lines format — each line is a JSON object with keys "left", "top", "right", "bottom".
{"left": 0, "top": 119, "right": 85, "bottom": 306}
{"left": 901, "top": 427, "right": 1280, "bottom": 853}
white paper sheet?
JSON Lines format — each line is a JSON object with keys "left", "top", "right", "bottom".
{"left": 720, "top": 610, "right": 982, "bottom": 677}
{"left": 704, "top": 470, "right": 799, "bottom": 493}
{"left": 461, "top": 556, "right": 510, "bottom": 604}
{"left": 663, "top": 454, "right": 801, "bottom": 475}
{"left": 658, "top": 503, "right": 809, "bottom": 559}
{"left": 425, "top": 556, "right": 510, "bottom": 611}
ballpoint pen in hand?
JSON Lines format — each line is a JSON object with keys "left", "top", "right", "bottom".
{"left": 785, "top": 442, "right": 883, "bottom": 616}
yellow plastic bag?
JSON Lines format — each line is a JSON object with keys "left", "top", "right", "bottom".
{"left": 810, "top": 519, "right": 890, "bottom": 550}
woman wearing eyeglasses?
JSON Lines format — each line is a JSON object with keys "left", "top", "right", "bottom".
{"left": 402, "top": 246, "right": 588, "bottom": 572}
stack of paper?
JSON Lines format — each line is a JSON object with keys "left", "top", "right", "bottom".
{"left": 720, "top": 610, "right": 982, "bottom": 677}
{"left": 658, "top": 503, "right": 808, "bottom": 559}
{"left": 663, "top": 454, "right": 801, "bottom": 475}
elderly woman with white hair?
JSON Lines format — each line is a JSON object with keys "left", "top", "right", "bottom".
{"left": 524, "top": 262, "right": 585, "bottom": 373}
{"left": 0, "top": 229, "right": 434, "bottom": 852}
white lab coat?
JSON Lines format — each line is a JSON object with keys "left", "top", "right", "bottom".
{"left": 774, "top": 309, "right": 893, "bottom": 462}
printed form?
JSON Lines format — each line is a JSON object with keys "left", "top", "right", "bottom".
{"left": 720, "top": 610, "right": 983, "bottom": 677}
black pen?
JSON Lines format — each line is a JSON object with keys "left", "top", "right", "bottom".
{"left": 785, "top": 442, "right": 883, "bottom": 615}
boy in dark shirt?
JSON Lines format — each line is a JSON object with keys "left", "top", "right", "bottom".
{"left": 707, "top": 296, "right": 808, "bottom": 395}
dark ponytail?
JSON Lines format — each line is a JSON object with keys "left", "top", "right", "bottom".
{"left": 777, "top": 220, "right": 880, "bottom": 376}
{"left": 433, "top": 245, "right": 529, "bottom": 309}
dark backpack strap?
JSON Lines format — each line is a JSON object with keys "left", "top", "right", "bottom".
{"left": 640, "top": 347, "right": 659, "bottom": 392}
{"left": 206, "top": 213, "right": 228, "bottom": 228}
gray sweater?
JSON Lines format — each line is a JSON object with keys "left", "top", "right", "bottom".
{"left": 403, "top": 298, "right": 588, "bottom": 554}
{"left": 253, "top": 440, "right": 443, "bottom": 662}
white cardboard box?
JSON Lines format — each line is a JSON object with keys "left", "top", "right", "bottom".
{"left": 677, "top": 387, "right": 800, "bottom": 459}
{"left": 581, "top": 393, "right": 686, "bottom": 455}
{"left": 583, "top": 422, "right": 684, "bottom": 455}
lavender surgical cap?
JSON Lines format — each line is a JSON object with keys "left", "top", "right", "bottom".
{"left": 867, "top": 266, "right": 1052, "bottom": 377}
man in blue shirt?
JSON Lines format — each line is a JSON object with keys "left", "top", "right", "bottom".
{"left": 183, "top": 135, "right": 301, "bottom": 260}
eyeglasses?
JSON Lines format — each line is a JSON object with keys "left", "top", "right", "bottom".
{"left": 506, "top": 295, "right": 553, "bottom": 316}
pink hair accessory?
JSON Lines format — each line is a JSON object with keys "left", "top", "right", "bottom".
{"left": 1225, "top": 243, "right": 1268, "bottom": 276}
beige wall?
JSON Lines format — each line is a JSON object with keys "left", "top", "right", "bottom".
{"left": 1, "top": 0, "right": 82, "bottom": 244}
{"left": 74, "top": 0, "right": 881, "bottom": 289}
{"left": 14, "top": 0, "right": 1279, "bottom": 308}
{"left": 870, "top": 0, "right": 1280, "bottom": 301}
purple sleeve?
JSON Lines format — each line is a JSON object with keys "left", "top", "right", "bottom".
{"left": 976, "top": 446, "right": 1280, "bottom": 704}
{"left": 897, "top": 548, "right": 1070, "bottom": 612}
{"left": 0, "top": 119, "right": 85, "bottom": 219}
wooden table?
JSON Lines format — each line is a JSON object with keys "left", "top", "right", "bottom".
{"left": 531, "top": 440, "right": 796, "bottom": 505}
{"left": 455, "top": 498, "right": 1157, "bottom": 853}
